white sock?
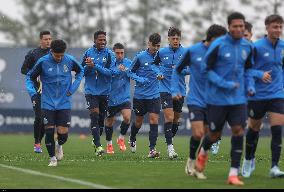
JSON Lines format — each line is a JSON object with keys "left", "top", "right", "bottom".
{"left": 119, "top": 135, "right": 125, "bottom": 140}
{"left": 107, "top": 141, "right": 112, "bottom": 145}
{"left": 200, "top": 147, "right": 208, "bottom": 155}
{"left": 51, "top": 156, "right": 57, "bottom": 161}
{"left": 167, "top": 144, "right": 173, "bottom": 151}
{"left": 229, "top": 167, "right": 239, "bottom": 177}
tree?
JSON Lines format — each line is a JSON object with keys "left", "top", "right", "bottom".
{"left": 185, "top": 0, "right": 233, "bottom": 43}
{"left": 239, "top": 0, "right": 284, "bottom": 39}
{"left": 0, "top": 0, "right": 123, "bottom": 47}
{"left": 124, "top": 0, "right": 188, "bottom": 48}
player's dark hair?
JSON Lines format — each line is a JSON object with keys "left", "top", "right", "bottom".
{"left": 168, "top": 27, "right": 181, "bottom": 37}
{"left": 205, "top": 24, "right": 227, "bottom": 42}
{"left": 245, "top": 21, "right": 253, "bottom": 33}
{"left": 51, "top": 39, "right": 67, "bottom": 53}
{"left": 227, "top": 12, "right": 246, "bottom": 25}
{"left": 113, "top": 43, "right": 124, "bottom": 50}
{"left": 40, "top": 31, "right": 51, "bottom": 39}
{"left": 265, "top": 14, "right": 284, "bottom": 25}
{"left": 149, "top": 33, "right": 161, "bottom": 45}
{"left": 94, "top": 30, "right": 107, "bottom": 40}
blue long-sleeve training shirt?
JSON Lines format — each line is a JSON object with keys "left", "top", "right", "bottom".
{"left": 82, "top": 45, "right": 116, "bottom": 96}
{"left": 26, "top": 53, "right": 84, "bottom": 110}
{"left": 128, "top": 49, "right": 161, "bottom": 100}
{"left": 174, "top": 42, "right": 208, "bottom": 108}
{"left": 109, "top": 58, "right": 132, "bottom": 106}
{"left": 249, "top": 37, "right": 284, "bottom": 100}
{"left": 153, "top": 46, "right": 187, "bottom": 96}
{"left": 204, "top": 33, "right": 255, "bottom": 106}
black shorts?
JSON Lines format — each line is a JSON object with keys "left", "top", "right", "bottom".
{"left": 160, "top": 92, "right": 184, "bottom": 113}
{"left": 42, "top": 109, "right": 71, "bottom": 127}
{"left": 248, "top": 99, "right": 284, "bottom": 120}
{"left": 85, "top": 94, "right": 109, "bottom": 114}
{"left": 207, "top": 104, "right": 247, "bottom": 132}
{"left": 188, "top": 105, "right": 208, "bottom": 123}
{"left": 107, "top": 101, "right": 131, "bottom": 118}
{"left": 133, "top": 98, "right": 161, "bottom": 116}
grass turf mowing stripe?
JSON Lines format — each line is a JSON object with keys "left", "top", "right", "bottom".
{"left": 0, "top": 163, "right": 112, "bottom": 189}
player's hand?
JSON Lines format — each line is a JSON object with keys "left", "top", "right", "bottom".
{"left": 85, "top": 57, "right": 95, "bottom": 68}
{"left": 157, "top": 75, "right": 164, "bottom": 80}
{"left": 173, "top": 95, "right": 182, "bottom": 100}
{"left": 247, "top": 89, "right": 255, "bottom": 97}
{"left": 233, "top": 83, "right": 240, "bottom": 89}
{"left": 118, "top": 64, "right": 126, "bottom": 71}
{"left": 66, "top": 92, "right": 72, "bottom": 96}
{"left": 262, "top": 70, "right": 272, "bottom": 83}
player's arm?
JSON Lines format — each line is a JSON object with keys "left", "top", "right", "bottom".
{"left": 127, "top": 57, "right": 148, "bottom": 83}
{"left": 68, "top": 57, "right": 84, "bottom": 96}
{"left": 93, "top": 52, "right": 113, "bottom": 77}
{"left": 26, "top": 61, "right": 42, "bottom": 98}
{"left": 247, "top": 47, "right": 271, "bottom": 83}
{"left": 21, "top": 51, "right": 35, "bottom": 75}
{"left": 81, "top": 52, "right": 95, "bottom": 76}
{"left": 206, "top": 45, "right": 239, "bottom": 90}
{"left": 176, "top": 50, "right": 191, "bottom": 75}
{"left": 151, "top": 51, "right": 164, "bottom": 79}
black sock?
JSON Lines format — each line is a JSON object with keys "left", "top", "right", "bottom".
{"left": 105, "top": 126, "right": 113, "bottom": 142}
{"left": 99, "top": 113, "right": 105, "bottom": 136}
{"left": 190, "top": 136, "right": 201, "bottom": 160}
{"left": 90, "top": 113, "right": 101, "bottom": 147}
{"left": 57, "top": 133, "right": 68, "bottom": 146}
{"left": 245, "top": 128, "right": 259, "bottom": 160}
{"left": 34, "top": 117, "right": 42, "bottom": 144}
{"left": 202, "top": 134, "right": 214, "bottom": 151}
{"left": 45, "top": 128, "right": 55, "bottom": 157}
{"left": 120, "top": 122, "right": 130, "bottom": 136}
{"left": 271, "top": 126, "right": 282, "bottom": 168}
{"left": 231, "top": 135, "right": 244, "bottom": 169}
{"left": 164, "top": 122, "right": 173, "bottom": 145}
{"left": 149, "top": 124, "right": 158, "bottom": 150}
{"left": 172, "top": 123, "right": 179, "bottom": 137}
{"left": 130, "top": 124, "right": 139, "bottom": 142}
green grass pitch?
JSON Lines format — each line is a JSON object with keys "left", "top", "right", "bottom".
{"left": 0, "top": 134, "right": 283, "bottom": 189}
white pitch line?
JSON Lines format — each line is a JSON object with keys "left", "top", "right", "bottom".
{"left": 0, "top": 164, "right": 112, "bottom": 189}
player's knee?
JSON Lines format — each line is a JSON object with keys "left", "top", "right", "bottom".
{"left": 123, "top": 116, "right": 131, "bottom": 124}
{"left": 231, "top": 126, "right": 244, "bottom": 136}
{"left": 194, "top": 130, "right": 205, "bottom": 140}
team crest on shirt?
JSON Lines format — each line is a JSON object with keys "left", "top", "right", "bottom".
{"left": 63, "top": 65, "right": 69, "bottom": 73}
{"left": 102, "top": 57, "right": 107, "bottom": 62}
{"left": 197, "top": 57, "right": 202, "bottom": 62}
{"left": 264, "top": 52, "right": 270, "bottom": 57}
{"left": 225, "top": 53, "right": 231, "bottom": 58}
{"left": 145, "top": 62, "right": 149, "bottom": 66}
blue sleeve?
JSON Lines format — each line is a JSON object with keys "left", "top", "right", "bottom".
{"left": 171, "top": 67, "right": 183, "bottom": 97}
{"left": 94, "top": 52, "right": 114, "bottom": 77}
{"left": 26, "top": 61, "right": 42, "bottom": 97}
{"left": 81, "top": 51, "right": 95, "bottom": 76}
{"left": 244, "top": 45, "right": 256, "bottom": 93}
{"left": 176, "top": 50, "right": 191, "bottom": 74}
{"left": 205, "top": 42, "right": 236, "bottom": 90}
{"left": 69, "top": 57, "right": 84, "bottom": 95}
{"left": 128, "top": 57, "right": 148, "bottom": 83}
